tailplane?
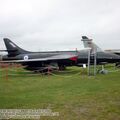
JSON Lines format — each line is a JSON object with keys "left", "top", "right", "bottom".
{"left": 3, "top": 38, "right": 30, "bottom": 57}
{"left": 81, "top": 36, "right": 102, "bottom": 53}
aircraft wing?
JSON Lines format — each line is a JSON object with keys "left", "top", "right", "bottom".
{"left": 0, "top": 54, "right": 77, "bottom": 63}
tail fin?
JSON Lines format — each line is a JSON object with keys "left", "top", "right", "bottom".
{"left": 81, "top": 36, "right": 102, "bottom": 53}
{"left": 3, "top": 38, "right": 29, "bottom": 57}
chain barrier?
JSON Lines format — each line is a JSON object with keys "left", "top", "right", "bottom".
{"left": 108, "top": 69, "right": 120, "bottom": 73}
{"left": 0, "top": 66, "right": 82, "bottom": 78}
{"left": 0, "top": 63, "right": 120, "bottom": 79}
{"left": 50, "top": 71, "right": 82, "bottom": 78}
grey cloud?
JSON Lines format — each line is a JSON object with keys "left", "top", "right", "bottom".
{"left": 0, "top": 0, "right": 120, "bottom": 52}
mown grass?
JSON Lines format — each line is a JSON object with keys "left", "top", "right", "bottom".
{"left": 0, "top": 66, "right": 120, "bottom": 120}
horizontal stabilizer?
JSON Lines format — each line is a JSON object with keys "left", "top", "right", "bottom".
{"left": 82, "top": 36, "right": 89, "bottom": 39}
{"left": 0, "top": 49, "right": 17, "bottom": 52}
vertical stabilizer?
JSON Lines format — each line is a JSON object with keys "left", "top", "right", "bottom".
{"left": 3, "top": 38, "right": 29, "bottom": 57}
{"left": 81, "top": 36, "right": 102, "bottom": 53}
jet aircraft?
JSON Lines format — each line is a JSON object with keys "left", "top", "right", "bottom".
{"left": 0, "top": 38, "right": 78, "bottom": 71}
{"left": 81, "top": 36, "right": 120, "bottom": 66}
{"left": 0, "top": 37, "right": 120, "bottom": 72}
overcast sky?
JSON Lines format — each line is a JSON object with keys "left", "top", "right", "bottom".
{"left": 0, "top": 0, "right": 120, "bottom": 52}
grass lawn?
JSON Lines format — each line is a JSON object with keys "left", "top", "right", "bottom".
{"left": 0, "top": 66, "right": 120, "bottom": 120}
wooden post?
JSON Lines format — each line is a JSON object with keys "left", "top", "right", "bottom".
{"left": 5, "top": 64, "right": 8, "bottom": 81}
{"left": 94, "top": 48, "right": 97, "bottom": 76}
{"left": 88, "top": 49, "right": 91, "bottom": 76}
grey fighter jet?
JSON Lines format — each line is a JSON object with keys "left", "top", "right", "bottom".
{"left": 0, "top": 37, "right": 120, "bottom": 71}
{"left": 81, "top": 36, "right": 120, "bottom": 65}
{"left": 0, "top": 38, "right": 78, "bottom": 71}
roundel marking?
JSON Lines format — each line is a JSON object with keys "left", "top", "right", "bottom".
{"left": 24, "top": 55, "right": 29, "bottom": 60}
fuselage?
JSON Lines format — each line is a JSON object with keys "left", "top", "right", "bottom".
{"left": 2, "top": 50, "right": 120, "bottom": 65}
